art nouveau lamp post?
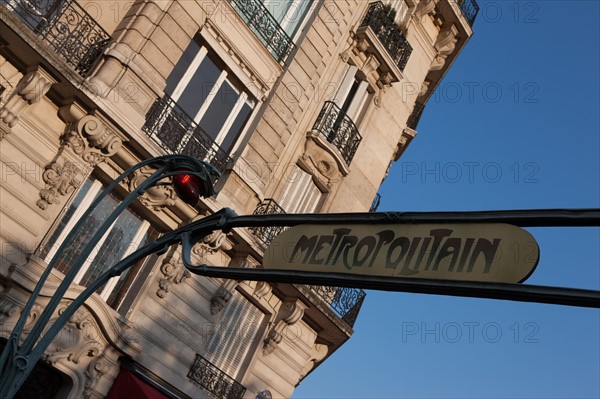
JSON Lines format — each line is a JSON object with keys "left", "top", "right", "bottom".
{"left": 0, "top": 154, "right": 220, "bottom": 398}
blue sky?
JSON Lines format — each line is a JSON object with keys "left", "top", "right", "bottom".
{"left": 294, "top": 1, "right": 600, "bottom": 398}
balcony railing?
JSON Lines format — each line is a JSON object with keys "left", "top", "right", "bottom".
{"left": 359, "top": 2, "right": 412, "bottom": 72}
{"left": 456, "top": 0, "right": 479, "bottom": 27}
{"left": 188, "top": 354, "right": 246, "bottom": 399}
{"left": 142, "top": 95, "right": 232, "bottom": 175}
{"left": 312, "top": 101, "right": 362, "bottom": 165}
{"left": 227, "top": 0, "right": 295, "bottom": 63}
{"left": 1, "top": 0, "right": 111, "bottom": 76}
{"left": 249, "top": 200, "right": 365, "bottom": 326}
{"left": 249, "top": 198, "right": 287, "bottom": 246}
{"left": 307, "top": 286, "right": 366, "bottom": 327}
{"left": 407, "top": 102, "right": 425, "bottom": 130}
{"left": 369, "top": 193, "right": 381, "bottom": 212}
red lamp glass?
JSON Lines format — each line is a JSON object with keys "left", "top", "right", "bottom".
{"left": 172, "top": 169, "right": 204, "bottom": 206}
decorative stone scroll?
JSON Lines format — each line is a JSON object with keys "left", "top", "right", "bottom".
{"left": 64, "top": 115, "right": 122, "bottom": 166}
{"left": 37, "top": 160, "right": 86, "bottom": 210}
{"left": 298, "top": 343, "right": 329, "bottom": 383}
{"left": 300, "top": 131, "right": 350, "bottom": 191}
{"left": 431, "top": 24, "right": 459, "bottom": 71}
{"left": 340, "top": 34, "right": 385, "bottom": 102}
{"left": 193, "top": 230, "right": 232, "bottom": 257}
{"left": 262, "top": 298, "right": 307, "bottom": 356}
{"left": 156, "top": 256, "right": 191, "bottom": 299}
{"left": 128, "top": 165, "right": 177, "bottom": 211}
{"left": 253, "top": 281, "right": 272, "bottom": 299}
{"left": 210, "top": 279, "right": 240, "bottom": 316}
{"left": 414, "top": 0, "right": 439, "bottom": 20}
{"left": 37, "top": 113, "right": 123, "bottom": 210}
{"left": 0, "top": 290, "right": 124, "bottom": 398}
{"left": 419, "top": 79, "right": 431, "bottom": 99}
{"left": 210, "top": 256, "right": 252, "bottom": 315}
{"left": 83, "top": 351, "right": 112, "bottom": 397}
{"left": 393, "top": 127, "right": 418, "bottom": 162}
{"left": 0, "top": 67, "right": 56, "bottom": 135}
{"left": 44, "top": 305, "right": 104, "bottom": 367}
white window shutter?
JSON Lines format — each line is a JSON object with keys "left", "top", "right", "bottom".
{"left": 205, "top": 291, "right": 264, "bottom": 377}
{"left": 279, "top": 165, "right": 323, "bottom": 214}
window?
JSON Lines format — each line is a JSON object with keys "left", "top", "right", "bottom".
{"left": 279, "top": 164, "right": 323, "bottom": 213}
{"left": 332, "top": 65, "right": 372, "bottom": 125}
{"left": 39, "top": 179, "right": 159, "bottom": 310}
{"left": 164, "top": 40, "right": 257, "bottom": 155}
{"left": 6, "top": 0, "right": 64, "bottom": 31}
{"left": 204, "top": 291, "right": 264, "bottom": 377}
{"left": 385, "top": 0, "right": 411, "bottom": 27}
{"left": 263, "top": 0, "right": 313, "bottom": 38}
{"left": 228, "top": 0, "right": 314, "bottom": 62}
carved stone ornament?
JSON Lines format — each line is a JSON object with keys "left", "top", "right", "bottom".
{"left": 210, "top": 257, "right": 251, "bottom": 315}
{"left": 253, "top": 281, "right": 272, "bottom": 299}
{"left": 263, "top": 299, "right": 307, "bottom": 356}
{"left": 0, "top": 68, "right": 56, "bottom": 135}
{"left": 128, "top": 165, "right": 177, "bottom": 211}
{"left": 64, "top": 115, "right": 122, "bottom": 166}
{"left": 43, "top": 305, "right": 103, "bottom": 367}
{"left": 298, "top": 343, "right": 329, "bottom": 383}
{"left": 0, "top": 297, "right": 19, "bottom": 321}
{"left": 37, "top": 113, "right": 122, "bottom": 211}
{"left": 414, "top": 0, "right": 438, "bottom": 20}
{"left": 374, "top": 71, "right": 394, "bottom": 107}
{"left": 83, "top": 352, "right": 111, "bottom": 397}
{"left": 156, "top": 257, "right": 190, "bottom": 299}
{"left": 431, "top": 24, "right": 459, "bottom": 71}
{"left": 192, "top": 230, "right": 232, "bottom": 257}
{"left": 37, "top": 160, "right": 85, "bottom": 210}
{"left": 393, "top": 127, "right": 417, "bottom": 161}
{"left": 342, "top": 20, "right": 406, "bottom": 108}
{"left": 419, "top": 79, "right": 431, "bottom": 99}
{"left": 210, "top": 279, "right": 240, "bottom": 315}
{"left": 301, "top": 131, "right": 349, "bottom": 190}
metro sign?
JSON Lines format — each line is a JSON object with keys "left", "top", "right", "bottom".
{"left": 263, "top": 223, "right": 540, "bottom": 283}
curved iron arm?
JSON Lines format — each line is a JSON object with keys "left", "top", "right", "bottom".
{"left": 0, "top": 155, "right": 219, "bottom": 399}
{"left": 27, "top": 209, "right": 234, "bottom": 364}
{"left": 179, "top": 208, "right": 600, "bottom": 309}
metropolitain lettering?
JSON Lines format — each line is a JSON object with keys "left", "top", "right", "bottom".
{"left": 288, "top": 228, "right": 501, "bottom": 275}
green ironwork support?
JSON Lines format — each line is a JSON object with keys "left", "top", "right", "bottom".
{"left": 0, "top": 155, "right": 219, "bottom": 398}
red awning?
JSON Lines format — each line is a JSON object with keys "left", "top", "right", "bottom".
{"left": 106, "top": 369, "right": 168, "bottom": 399}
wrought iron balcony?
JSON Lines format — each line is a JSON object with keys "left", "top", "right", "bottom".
{"left": 227, "top": 0, "right": 295, "bottom": 63}
{"left": 249, "top": 200, "right": 366, "bottom": 326}
{"left": 359, "top": 2, "right": 412, "bottom": 72}
{"left": 307, "top": 286, "right": 366, "bottom": 327}
{"left": 312, "top": 101, "right": 362, "bottom": 165}
{"left": 407, "top": 102, "right": 425, "bottom": 130}
{"left": 456, "top": 0, "right": 479, "bottom": 27}
{"left": 142, "top": 95, "right": 232, "bottom": 175}
{"left": 249, "top": 199, "right": 287, "bottom": 246}
{"left": 1, "top": 0, "right": 111, "bottom": 76}
{"left": 188, "top": 354, "right": 246, "bottom": 399}
{"left": 369, "top": 193, "right": 381, "bottom": 213}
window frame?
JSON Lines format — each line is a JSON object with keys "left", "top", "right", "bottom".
{"left": 39, "top": 177, "right": 159, "bottom": 307}
{"left": 204, "top": 289, "right": 265, "bottom": 378}
{"left": 164, "top": 40, "right": 259, "bottom": 156}
{"left": 333, "top": 64, "right": 373, "bottom": 126}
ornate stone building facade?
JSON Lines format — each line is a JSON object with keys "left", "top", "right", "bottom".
{"left": 0, "top": 0, "right": 477, "bottom": 397}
